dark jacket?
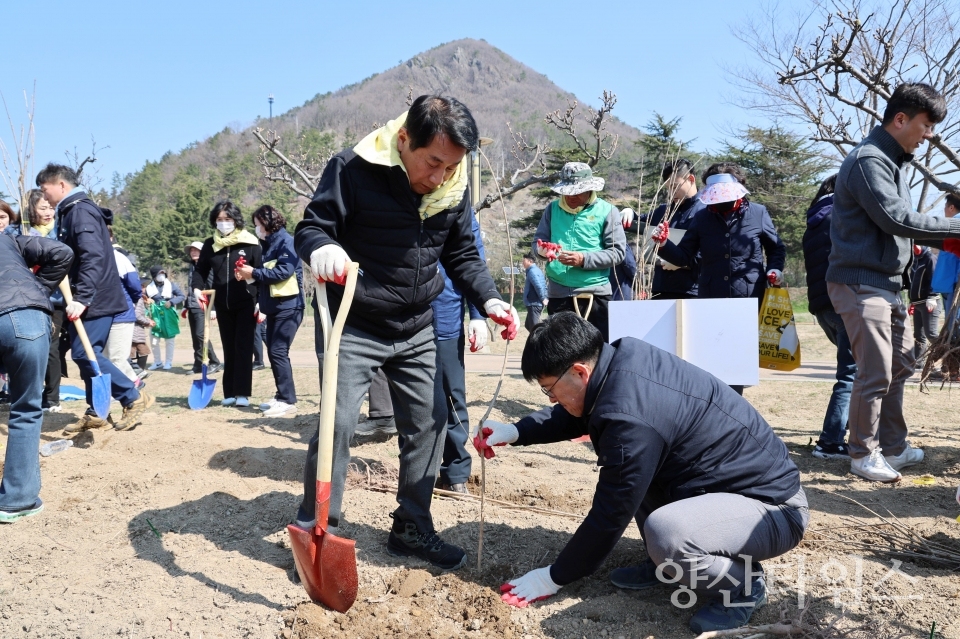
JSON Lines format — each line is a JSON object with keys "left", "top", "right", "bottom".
{"left": 294, "top": 149, "right": 501, "bottom": 339}
{"left": 513, "top": 337, "right": 802, "bottom": 586}
{"left": 185, "top": 262, "right": 215, "bottom": 310}
{"left": 802, "top": 195, "right": 834, "bottom": 315}
{"left": 431, "top": 215, "right": 485, "bottom": 341}
{"left": 0, "top": 234, "right": 74, "bottom": 316}
{"left": 610, "top": 244, "right": 637, "bottom": 301}
{"left": 523, "top": 263, "right": 548, "bottom": 308}
{"left": 643, "top": 197, "right": 704, "bottom": 297}
{"left": 56, "top": 191, "right": 129, "bottom": 319}
{"left": 191, "top": 237, "right": 262, "bottom": 310}
{"left": 909, "top": 247, "right": 938, "bottom": 303}
{"left": 253, "top": 227, "right": 304, "bottom": 315}
{"left": 658, "top": 200, "right": 786, "bottom": 299}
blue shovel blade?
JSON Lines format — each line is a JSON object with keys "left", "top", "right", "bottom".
{"left": 91, "top": 372, "right": 112, "bottom": 420}
{"left": 188, "top": 365, "right": 217, "bottom": 410}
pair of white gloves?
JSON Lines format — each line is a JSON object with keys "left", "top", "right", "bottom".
{"left": 473, "top": 420, "right": 562, "bottom": 606}
{"left": 310, "top": 244, "right": 519, "bottom": 347}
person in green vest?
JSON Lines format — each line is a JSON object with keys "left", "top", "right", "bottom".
{"left": 533, "top": 162, "right": 626, "bottom": 341}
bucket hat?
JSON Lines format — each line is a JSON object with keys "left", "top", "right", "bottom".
{"left": 698, "top": 173, "right": 749, "bottom": 205}
{"left": 550, "top": 162, "right": 605, "bottom": 196}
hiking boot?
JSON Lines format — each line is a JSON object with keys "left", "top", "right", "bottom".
{"left": 0, "top": 499, "right": 44, "bottom": 524}
{"left": 437, "top": 482, "right": 470, "bottom": 495}
{"left": 851, "top": 448, "right": 901, "bottom": 483}
{"left": 885, "top": 444, "right": 924, "bottom": 471}
{"left": 386, "top": 514, "right": 466, "bottom": 571}
{"left": 262, "top": 401, "right": 296, "bottom": 417}
{"left": 63, "top": 413, "right": 115, "bottom": 436}
{"left": 610, "top": 558, "right": 662, "bottom": 590}
{"left": 353, "top": 417, "right": 397, "bottom": 445}
{"left": 812, "top": 441, "right": 849, "bottom": 460}
{"left": 116, "top": 392, "right": 154, "bottom": 431}
{"left": 689, "top": 573, "right": 767, "bottom": 633}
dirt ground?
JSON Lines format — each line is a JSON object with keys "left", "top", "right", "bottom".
{"left": 2, "top": 316, "right": 960, "bottom": 639}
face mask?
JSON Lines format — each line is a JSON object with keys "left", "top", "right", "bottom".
{"left": 255, "top": 225, "right": 267, "bottom": 240}
{"left": 216, "top": 221, "right": 235, "bottom": 236}
{"left": 155, "top": 274, "right": 166, "bottom": 284}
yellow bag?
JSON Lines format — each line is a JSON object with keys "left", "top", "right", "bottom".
{"left": 263, "top": 260, "right": 300, "bottom": 298}
{"left": 758, "top": 287, "right": 801, "bottom": 371}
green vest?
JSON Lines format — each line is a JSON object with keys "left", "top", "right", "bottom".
{"left": 546, "top": 198, "right": 613, "bottom": 289}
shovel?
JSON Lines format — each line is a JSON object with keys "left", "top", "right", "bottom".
{"left": 188, "top": 289, "right": 217, "bottom": 410}
{"left": 287, "top": 262, "right": 360, "bottom": 613}
{"left": 58, "top": 277, "right": 112, "bottom": 419}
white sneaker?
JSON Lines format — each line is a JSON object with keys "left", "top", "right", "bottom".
{"left": 263, "top": 401, "right": 297, "bottom": 417}
{"left": 851, "top": 448, "right": 901, "bottom": 483}
{"left": 221, "top": 397, "right": 237, "bottom": 407}
{"left": 259, "top": 398, "right": 278, "bottom": 411}
{"left": 42, "top": 404, "right": 63, "bottom": 413}
{"left": 235, "top": 396, "right": 249, "bottom": 407}
{"left": 885, "top": 444, "right": 924, "bottom": 471}
{"left": 163, "top": 363, "right": 172, "bottom": 370}
{"left": 148, "top": 363, "right": 163, "bottom": 371}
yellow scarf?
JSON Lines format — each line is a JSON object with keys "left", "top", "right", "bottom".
{"left": 353, "top": 111, "right": 468, "bottom": 219}
{"left": 212, "top": 228, "right": 260, "bottom": 253}
{"left": 558, "top": 191, "right": 598, "bottom": 214}
{"left": 33, "top": 221, "right": 56, "bottom": 237}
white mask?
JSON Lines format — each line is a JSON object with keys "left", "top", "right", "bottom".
{"left": 216, "top": 221, "right": 235, "bottom": 236}
{"left": 155, "top": 274, "right": 166, "bottom": 284}
{"left": 255, "top": 225, "right": 267, "bottom": 240}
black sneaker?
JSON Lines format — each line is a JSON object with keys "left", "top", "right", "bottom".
{"left": 386, "top": 514, "right": 466, "bottom": 570}
{"left": 812, "top": 441, "right": 850, "bottom": 460}
{"left": 609, "top": 558, "right": 661, "bottom": 590}
{"left": 352, "top": 417, "right": 397, "bottom": 444}
{"left": 689, "top": 572, "right": 766, "bottom": 633}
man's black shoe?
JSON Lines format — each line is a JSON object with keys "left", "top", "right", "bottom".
{"left": 386, "top": 515, "right": 466, "bottom": 570}
{"left": 252, "top": 363, "right": 265, "bottom": 371}
{"left": 609, "top": 558, "right": 661, "bottom": 590}
{"left": 352, "top": 417, "right": 397, "bottom": 444}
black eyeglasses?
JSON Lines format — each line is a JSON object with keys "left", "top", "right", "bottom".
{"left": 540, "top": 365, "right": 572, "bottom": 397}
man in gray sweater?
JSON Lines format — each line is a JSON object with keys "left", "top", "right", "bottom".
{"left": 828, "top": 82, "right": 960, "bottom": 482}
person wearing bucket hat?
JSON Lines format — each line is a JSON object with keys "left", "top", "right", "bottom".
{"left": 185, "top": 241, "right": 222, "bottom": 375}
{"left": 532, "top": 162, "right": 626, "bottom": 341}
{"left": 655, "top": 165, "right": 786, "bottom": 302}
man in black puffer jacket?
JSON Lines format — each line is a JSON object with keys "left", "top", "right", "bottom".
{"left": 802, "top": 175, "right": 855, "bottom": 460}
{"left": 294, "top": 96, "right": 518, "bottom": 571}
{"left": 37, "top": 163, "right": 153, "bottom": 432}
{"left": 0, "top": 233, "right": 73, "bottom": 522}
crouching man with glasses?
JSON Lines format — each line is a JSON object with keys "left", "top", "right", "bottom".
{"left": 475, "top": 312, "right": 808, "bottom": 634}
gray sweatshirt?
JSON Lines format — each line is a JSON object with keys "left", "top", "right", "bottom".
{"left": 827, "top": 125, "right": 960, "bottom": 291}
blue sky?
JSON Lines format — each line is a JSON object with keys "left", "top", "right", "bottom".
{"left": 2, "top": 0, "right": 774, "bottom": 189}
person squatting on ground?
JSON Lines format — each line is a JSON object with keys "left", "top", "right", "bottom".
{"left": 826, "top": 82, "right": 960, "bottom": 483}
{"left": 908, "top": 244, "right": 940, "bottom": 370}
{"left": 802, "top": 174, "right": 855, "bottom": 460}
{"left": 475, "top": 312, "right": 808, "bottom": 634}
{"left": 0, "top": 233, "right": 74, "bottom": 523}
{"left": 533, "top": 162, "right": 626, "bottom": 342}
{"left": 191, "top": 201, "right": 262, "bottom": 408}
{"left": 146, "top": 265, "right": 184, "bottom": 370}
{"left": 235, "top": 205, "right": 304, "bottom": 418}
{"left": 38, "top": 163, "right": 154, "bottom": 433}
{"left": 522, "top": 252, "right": 548, "bottom": 332}
{"left": 293, "top": 95, "right": 519, "bottom": 570}
{"left": 184, "top": 242, "right": 222, "bottom": 375}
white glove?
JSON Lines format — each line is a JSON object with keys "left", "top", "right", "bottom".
{"left": 467, "top": 319, "right": 489, "bottom": 352}
{"left": 501, "top": 566, "right": 561, "bottom": 607}
{"left": 193, "top": 289, "right": 207, "bottom": 310}
{"left": 483, "top": 299, "right": 520, "bottom": 341}
{"left": 767, "top": 269, "right": 784, "bottom": 286}
{"left": 210, "top": 310, "right": 217, "bottom": 321}
{"left": 620, "top": 207, "right": 635, "bottom": 229}
{"left": 926, "top": 298, "right": 938, "bottom": 313}
{"left": 659, "top": 259, "right": 681, "bottom": 271}
{"left": 65, "top": 301, "right": 87, "bottom": 321}
{"left": 482, "top": 420, "right": 519, "bottom": 446}
{"left": 309, "top": 244, "right": 349, "bottom": 283}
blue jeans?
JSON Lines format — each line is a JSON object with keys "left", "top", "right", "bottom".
{"left": 69, "top": 314, "right": 139, "bottom": 409}
{"left": 0, "top": 309, "right": 50, "bottom": 511}
{"left": 814, "top": 310, "right": 856, "bottom": 444}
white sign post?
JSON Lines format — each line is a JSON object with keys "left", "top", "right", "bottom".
{"left": 609, "top": 299, "right": 760, "bottom": 386}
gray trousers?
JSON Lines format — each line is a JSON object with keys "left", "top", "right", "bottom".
{"left": 828, "top": 283, "right": 913, "bottom": 459}
{"left": 299, "top": 323, "right": 445, "bottom": 532}
{"left": 912, "top": 300, "right": 940, "bottom": 364}
{"left": 640, "top": 487, "right": 808, "bottom": 597}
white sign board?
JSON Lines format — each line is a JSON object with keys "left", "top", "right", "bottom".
{"left": 609, "top": 298, "right": 760, "bottom": 386}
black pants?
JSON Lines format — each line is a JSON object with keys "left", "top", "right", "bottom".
{"left": 215, "top": 301, "right": 256, "bottom": 399}
{"left": 266, "top": 307, "right": 303, "bottom": 404}
{"left": 524, "top": 304, "right": 543, "bottom": 332}
{"left": 43, "top": 307, "right": 65, "bottom": 406}
{"left": 548, "top": 295, "right": 611, "bottom": 342}
{"left": 187, "top": 308, "right": 220, "bottom": 370}
{"left": 253, "top": 321, "right": 267, "bottom": 366}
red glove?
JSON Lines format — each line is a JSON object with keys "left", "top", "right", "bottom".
{"left": 472, "top": 427, "right": 497, "bottom": 460}
{"left": 913, "top": 244, "right": 922, "bottom": 256}
{"left": 908, "top": 304, "right": 915, "bottom": 316}
{"left": 650, "top": 221, "right": 669, "bottom": 245}
{"left": 536, "top": 238, "right": 562, "bottom": 262}
{"left": 490, "top": 311, "right": 518, "bottom": 341}
{"left": 944, "top": 239, "right": 960, "bottom": 258}
{"left": 198, "top": 294, "right": 208, "bottom": 311}
{"left": 180, "top": 309, "right": 188, "bottom": 319}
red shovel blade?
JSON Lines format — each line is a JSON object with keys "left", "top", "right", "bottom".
{"left": 287, "top": 524, "right": 358, "bottom": 612}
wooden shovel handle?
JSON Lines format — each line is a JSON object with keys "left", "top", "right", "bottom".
{"left": 58, "top": 277, "right": 98, "bottom": 364}
{"left": 199, "top": 289, "right": 215, "bottom": 364}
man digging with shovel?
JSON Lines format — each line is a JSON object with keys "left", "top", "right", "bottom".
{"left": 293, "top": 95, "right": 519, "bottom": 572}
{"left": 475, "top": 312, "right": 808, "bottom": 634}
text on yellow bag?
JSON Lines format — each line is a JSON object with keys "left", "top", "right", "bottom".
{"left": 758, "top": 287, "right": 801, "bottom": 371}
